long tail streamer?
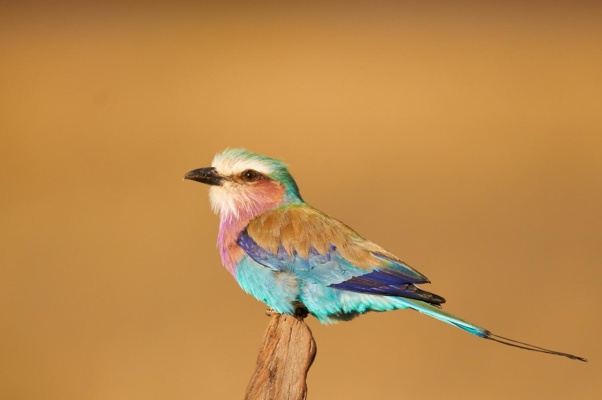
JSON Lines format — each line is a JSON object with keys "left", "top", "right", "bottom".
{"left": 485, "top": 332, "right": 587, "bottom": 362}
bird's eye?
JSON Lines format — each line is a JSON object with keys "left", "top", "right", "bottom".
{"left": 241, "top": 169, "right": 262, "bottom": 182}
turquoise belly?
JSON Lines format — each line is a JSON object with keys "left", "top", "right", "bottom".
{"left": 235, "top": 256, "right": 300, "bottom": 314}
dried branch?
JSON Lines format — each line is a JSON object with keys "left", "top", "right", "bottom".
{"left": 244, "top": 312, "right": 317, "bottom": 400}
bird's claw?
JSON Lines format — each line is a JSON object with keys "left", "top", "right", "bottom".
{"left": 294, "top": 306, "right": 309, "bottom": 319}
{"left": 265, "top": 307, "right": 308, "bottom": 319}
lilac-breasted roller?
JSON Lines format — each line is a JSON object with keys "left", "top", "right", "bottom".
{"left": 185, "top": 148, "right": 585, "bottom": 361}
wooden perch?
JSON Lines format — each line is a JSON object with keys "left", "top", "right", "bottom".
{"left": 244, "top": 311, "right": 317, "bottom": 400}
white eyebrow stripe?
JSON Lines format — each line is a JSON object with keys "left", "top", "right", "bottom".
{"left": 212, "top": 155, "right": 274, "bottom": 177}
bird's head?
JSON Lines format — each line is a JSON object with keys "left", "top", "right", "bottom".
{"left": 185, "top": 148, "right": 302, "bottom": 221}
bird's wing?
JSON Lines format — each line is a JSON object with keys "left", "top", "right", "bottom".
{"left": 239, "top": 204, "right": 445, "bottom": 305}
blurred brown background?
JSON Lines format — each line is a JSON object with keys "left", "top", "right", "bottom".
{"left": 1, "top": 2, "right": 600, "bottom": 399}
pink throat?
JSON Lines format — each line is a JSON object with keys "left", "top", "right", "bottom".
{"left": 217, "top": 217, "right": 248, "bottom": 275}
{"left": 217, "top": 182, "right": 286, "bottom": 275}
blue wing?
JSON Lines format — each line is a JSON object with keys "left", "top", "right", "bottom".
{"left": 237, "top": 220, "right": 445, "bottom": 305}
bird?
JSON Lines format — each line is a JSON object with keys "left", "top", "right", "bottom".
{"left": 185, "top": 148, "right": 586, "bottom": 362}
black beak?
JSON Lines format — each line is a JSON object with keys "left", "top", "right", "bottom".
{"left": 184, "top": 167, "right": 223, "bottom": 186}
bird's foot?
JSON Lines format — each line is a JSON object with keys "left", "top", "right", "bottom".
{"left": 265, "top": 308, "right": 278, "bottom": 317}
{"left": 294, "top": 306, "right": 309, "bottom": 319}
{"left": 265, "top": 305, "right": 309, "bottom": 319}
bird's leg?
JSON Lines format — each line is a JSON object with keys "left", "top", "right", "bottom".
{"left": 294, "top": 302, "right": 309, "bottom": 319}
{"left": 265, "top": 304, "right": 309, "bottom": 319}
{"left": 294, "top": 307, "right": 309, "bottom": 319}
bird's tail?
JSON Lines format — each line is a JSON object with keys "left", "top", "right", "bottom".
{"left": 400, "top": 298, "right": 587, "bottom": 362}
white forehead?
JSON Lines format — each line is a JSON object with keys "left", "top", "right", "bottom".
{"left": 211, "top": 151, "right": 274, "bottom": 176}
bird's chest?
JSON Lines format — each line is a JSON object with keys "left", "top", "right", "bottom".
{"left": 219, "top": 240, "right": 244, "bottom": 276}
{"left": 217, "top": 220, "right": 248, "bottom": 276}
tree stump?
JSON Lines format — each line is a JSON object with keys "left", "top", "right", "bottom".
{"left": 244, "top": 313, "right": 317, "bottom": 400}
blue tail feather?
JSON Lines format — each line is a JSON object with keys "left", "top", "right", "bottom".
{"left": 400, "top": 298, "right": 489, "bottom": 337}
